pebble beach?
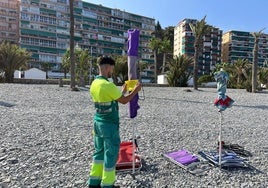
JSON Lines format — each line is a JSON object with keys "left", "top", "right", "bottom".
{"left": 0, "top": 84, "right": 268, "bottom": 187}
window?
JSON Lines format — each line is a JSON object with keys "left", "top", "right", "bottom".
{"left": 30, "top": 14, "right": 39, "bottom": 22}
{"left": 0, "top": 16, "right": 6, "bottom": 21}
{"left": 57, "top": 0, "right": 67, "bottom": 4}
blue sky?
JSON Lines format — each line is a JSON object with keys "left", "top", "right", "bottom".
{"left": 85, "top": 0, "right": 268, "bottom": 33}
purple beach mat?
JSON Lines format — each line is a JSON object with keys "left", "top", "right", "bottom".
{"left": 165, "top": 149, "right": 199, "bottom": 165}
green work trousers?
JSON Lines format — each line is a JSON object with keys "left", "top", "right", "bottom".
{"left": 88, "top": 121, "right": 120, "bottom": 188}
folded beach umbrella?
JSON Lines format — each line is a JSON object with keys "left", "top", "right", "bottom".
{"left": 214, "top": 69, "right": 234, "bottom": 111}
{"left": 127, "top": 29, "right": 140, "bottom": 118}
{"left": 116, "top": 29, "right": 141, "bottom": 174}
{"left": 214, "top": 68, "right": 234, "bottom": 168}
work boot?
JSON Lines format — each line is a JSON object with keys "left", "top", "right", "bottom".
{"left": 89, "top": 185, "right": 119, "bottom": 188}
{"left": 88, "top": 185, "right": 101, "bottom": 188}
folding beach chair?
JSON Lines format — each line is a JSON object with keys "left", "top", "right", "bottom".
{"left": 198, "top": 150, "right": 249, "bottom": 168}
{"left": 116, "top": 140, "right": 142, "bottom": 173}
{"left": 163, "top": 149, "right": 213, "bottom": 175}
{"left": 220, "top": 142, "right": 252, "bottom": 157}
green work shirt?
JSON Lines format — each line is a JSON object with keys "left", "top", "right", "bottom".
{"left": 90, "top": 76, "right": 122, "bottom": 123}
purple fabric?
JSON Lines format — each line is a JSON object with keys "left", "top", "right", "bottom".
{"left": 165, "top": 149, "right": 199, "bottom": 165}
{"left": 129, "top": 94, "right": 140, "bottom": 118}
{"left": 127, "top": 29, "right": 140, "bottom": 56}
{"left": 127, "top": 29, "right": 140, "bottom": 118}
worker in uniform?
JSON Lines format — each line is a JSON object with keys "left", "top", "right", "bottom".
{"left": 88, "top": 56, "right": 141, "bottom": 188}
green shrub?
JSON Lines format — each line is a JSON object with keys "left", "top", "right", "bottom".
{"left": 0, "top": 71, "right": 4, "bottom": 83}
{"left": 244, "top": 80, "right": 252, "bottom": 92}
{"left": 166, "top": 55, "right": 192, "bottom": 87}
{"left": 198, "top": 74, "right": 213, "bottom": 85}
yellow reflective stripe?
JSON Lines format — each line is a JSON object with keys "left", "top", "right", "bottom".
{"left": 105, "top": 167, "right": 115, "bottom": 172}
{"left": 95, "top": 102, "right": 112, "bottom": 106}
{"left": 101, "top": 168, "right": 115, "bottom": 186}
{"left": 89, "top": 162, "right": 103, "bottom": 178}
{"left": 89, "top": 176, "right": 101, "bottom": 180}
{"left": 93, "top": 160, "right": 103, "bottom": 164}
{"left": 95, "top": 102, "right": 113, "bottom": 113}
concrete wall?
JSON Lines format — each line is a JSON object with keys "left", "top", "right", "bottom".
{"left": 14, "top": 78, "right": 70, "bottom": 85}
{"left": 24, "top": 68, "right": 46, "bottom": 79}
{"left": 14, "top": 70, "right": 22, "bottom": 78}
{"left": 157, "top": 75, "right": 168, "bottom": 84}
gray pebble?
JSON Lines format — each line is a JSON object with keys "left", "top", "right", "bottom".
{"left": 0, "top": 84, "right": 267, "bottom": 187}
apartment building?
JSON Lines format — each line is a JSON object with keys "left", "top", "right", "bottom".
{"left": 18, "top": 0, "right": 155, "bottom": 70}
{"left": 222, "top": 30, "right": 268, "bottom": 66}
{"left": 174, "top": 18, "right": 222, "bottom": 75}
{"left": 0, "top": 0, "right": 20, "bottom": 44}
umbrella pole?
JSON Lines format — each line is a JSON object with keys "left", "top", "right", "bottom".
{"left": 219, "top": 111, "right": 223, "bottom": 168}
{"left": 132, "top": 119, "right": 135, "bottom": 174}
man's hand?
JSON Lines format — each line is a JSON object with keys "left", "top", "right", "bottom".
{"left": 116, "top": 82, "right": 142, "bottom": 104}
{"left": 121, "top": 83, "right": 127, "bottom": 95}
{"left": 133, "top": 82, "right": 141, "bottom": 92}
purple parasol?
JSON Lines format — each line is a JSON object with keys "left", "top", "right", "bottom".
{"left": 127, "top": 29, "right": 140, "bottom": 118}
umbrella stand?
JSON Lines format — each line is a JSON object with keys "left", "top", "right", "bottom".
{"left": 218, "top": 111, "right": 223, "bottom": 168}
{"left": 132, "top": 119, "right": 135, "bottom": 174}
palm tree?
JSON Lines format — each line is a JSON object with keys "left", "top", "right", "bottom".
{"left": 163, "top": 26, "right": 175, "bottom": 48}
{"left": 159, "top": 38, "right": 172, "bottom": 73}
{"left": 258, "top": 67, "right": 268, "bottom": 87}
{"left": 40, "top": 62, "right": 52, "bottom": 79}
{"left": 148, "top": 37, "right": 161, "bottom": 83}
{"left": 166, "top": 54, "right": 193, "bottom": 87}
{"left": 189, "top": 16, "right": 211, "bottom": 90}
{"left": 138, "top": 60, "right": 149, "bottom": 77}
{"left": 69, "top": 0, "right": 76, "bottom": 90}
{"left": 232, "top": 58, "right": 251, "bottom": 85}
{"left": 224, "top": 59, "right": 251, "bottom": 88}
{"left": 76, "top": 48, "right": 90, "bottom": 87}
{"left": 112, "top": 55, "right": 128, "bottom": 85}
{"left": 61, "top": 49, "right": 70, "bottom": 78}
{"left": 251, "top": 28, "right": 264, "bottom": 92}
{"left": 0, "top": 41, "right": 31, "bottom": 83}
{"left": 62, "top": 48, "right": 91, "bottom": 86}
{"left": 153, "top": 21, "right": 163, "bottom": 39}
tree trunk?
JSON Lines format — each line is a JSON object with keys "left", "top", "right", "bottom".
{"left": 64, "top": 68, "right": 67, "bottom": 79}
{"left": 193, "top": 43, "right": 199, "bottom": 90}
{"left": 162, "top": 53, "right": 166, "bottom": 73}
{"left": 252, "top": 38, "right": 259, "bottom": 93}
{"left": 79, "top": 73, "right": 85, "bottom": 87}
{"left": 5, "top": 70, "right": 14, "bottom": 83}
{"left": 154, "top": 50, "right": 157, "bottom": 83}
{"left": 69, "top": 0, "right": 76, "bottom": 90}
